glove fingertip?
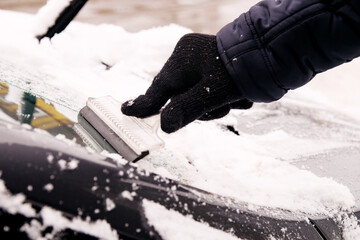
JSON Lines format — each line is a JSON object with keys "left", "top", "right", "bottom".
{"left": 122, "top": 94, "right": 168, "bottom": 118}
{"left": 121, "top": 96, "right": 152, "bottom": 117}
{"left": 121, "top": 100, "right": 137, "bottom": 116}
{"left": 160, "top": 106, "right": 184, "bottom": 133}
{"left": 160, "top": 124, "right": 177, "bottom": 134}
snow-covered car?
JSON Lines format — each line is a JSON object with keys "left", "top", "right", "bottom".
{"left": 0, "top": 78, "right": 359, "bottom": 240}
{"left": 0, "top": 6, "right": 359, "bottom": 240}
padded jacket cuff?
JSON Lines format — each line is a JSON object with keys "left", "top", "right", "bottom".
{"left": 217, "top": 0, "right": 360, "bottom": 103}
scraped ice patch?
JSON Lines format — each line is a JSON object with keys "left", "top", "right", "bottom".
{"left": 0, "top": 180, "right": 36, "bottom": 218}
{"left": 143, "top": 199, "right": 242, "bottom": 240}
{"left": 33, "top": 0, "right": 72, "bottom": 36}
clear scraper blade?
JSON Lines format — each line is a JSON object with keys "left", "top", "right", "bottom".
{"left": 81, "top": 96, "right": 164, "bottom": 161}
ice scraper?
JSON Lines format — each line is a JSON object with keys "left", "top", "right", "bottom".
{"left": 35, "top": 0, "right": 88, "bottom": 41}
{"left": 74, "top": 96, "right": 164, "bottom": 162}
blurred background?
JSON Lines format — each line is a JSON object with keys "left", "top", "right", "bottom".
{"left": 0, "top": 0, "right": 257, "bottom": 33}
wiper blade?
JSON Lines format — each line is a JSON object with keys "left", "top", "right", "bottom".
{"left": 36, "top": 0, "right": 88, "bottom": 41}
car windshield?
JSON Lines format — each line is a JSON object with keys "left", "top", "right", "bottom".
{"left": 1, "top": 79, "right": 360, "bottom": 214}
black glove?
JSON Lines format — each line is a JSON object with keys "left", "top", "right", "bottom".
{"left": 121, "top": 33, "right": 253, "bottom": 133}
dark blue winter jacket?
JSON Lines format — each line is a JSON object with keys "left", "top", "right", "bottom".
{"left": 217, "top": 0, "right": 360, "bottom": 102}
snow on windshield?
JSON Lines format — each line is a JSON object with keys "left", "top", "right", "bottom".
{"left": 0, "top": 9, "right": 359, "bottom": 223}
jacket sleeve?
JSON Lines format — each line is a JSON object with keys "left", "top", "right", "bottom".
{"left": 217, "top": 0, "right": 360, "bottom": 102}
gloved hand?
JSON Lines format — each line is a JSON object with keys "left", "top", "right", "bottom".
{"left": 121, "top": 33, "right": 253, "bottom": 133}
